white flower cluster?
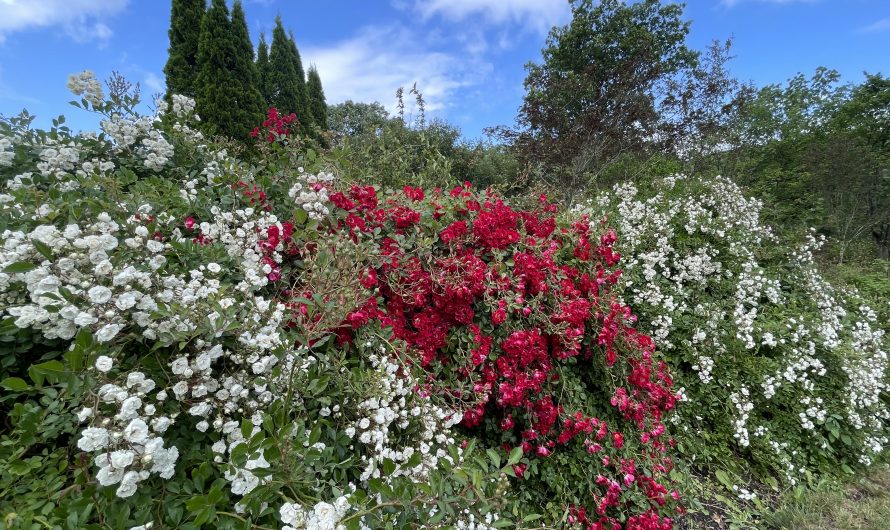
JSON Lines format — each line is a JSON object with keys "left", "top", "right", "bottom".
{"left": 76, "top": 357, "right": 179, "bottom": 498}
{"left": 289, "top": 169, "right": 335, "bottom": 220}
{"left": 279, "top": 496, "right": 351, "bottom": 530}
{"left": 587, "top": 174, "right": 889, "bottom": 474}
{"left": 0, "top": 136, "right": 14, "bottom": 167}
{"left": 0, "top": 95, "right": 317, "bottom": 500}
{"left": 67, "top": 70, "right": 104, "bottom": 107}
{"left": 157, "top": 94, "right": 197, "bottom": 119}
{"left": 349, "top": 343, "right": 463, "bottom": 486}
{"left": 729, "top": 387, "right": 754, "bottom": 448}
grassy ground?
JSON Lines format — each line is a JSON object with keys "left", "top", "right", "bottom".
{"left": 763, "top": 466, "right": 890, "bottom": 530}
{"left": 675, "top": 465, "right": 890, "bottom": 529}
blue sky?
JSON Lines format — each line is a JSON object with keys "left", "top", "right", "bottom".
{"left": 0, "top": 0, "right": 888, "bottom": 139}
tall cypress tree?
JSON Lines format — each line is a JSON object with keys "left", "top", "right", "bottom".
{"left": 288, "top": 31, "right": 311, "bottom": 126}
{"left": 194, "top": 0, "right": 239, "bottom": 137}
{"left": 256, "top": 32, "right": 273, "bottom": 107}
{"left": 268, "top": 17, "right": 301, "bottom": 118}
{"left": 306, "top": 66, "right": 327, "bottom": 130}
{"left": 164, "top": 0, "right": 205, "bottom": 98}
{"left": 230, "top": 0, "right": 265, "bottom": 135}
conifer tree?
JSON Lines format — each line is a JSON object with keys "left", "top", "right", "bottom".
{"left": 256, "top": 32, "right": 273, "bottom": 107}
{"left": 164, "top": 0, "right": 204, "bottom": 98}
{"left": 230, "top": 0, "right": 265, "bottom": 135}
{"left": 194, "top": 0, "right": 239, "bottom": 137}
{"left": 306, "top": 66, "right": 328, "bottom": 130}
{"left": 268, "top": 17, "right": 301, "bottom": 119}
{"left": 288, "top": 31, "right": 311, "bottom": 126}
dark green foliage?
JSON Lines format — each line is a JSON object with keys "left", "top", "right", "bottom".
{"left": 256, "top": 33, "right": 273, "bottom": 106}
{"left": 163, "top": 0, "right": 205, "bottom": 98}
{"left": 194, "top": 0, "right": 239, "bottom": 138}
{"left": 306, "top": 66, "right": 327, "bottom": 131}
{"left": 288, "top": 32, "right": 310, "bottom": 126}
{"left": 268, "top": 18, "right": 303, "bottom": 120}
{"left": 505, "top": 0, "right": 698, "bottom": 198}
{"left": 230, "top": 1, "right": 265, "bottom": 137}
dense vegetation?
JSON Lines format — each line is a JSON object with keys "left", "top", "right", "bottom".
{"left": 1, "top": 0, "right": 888, "bottom": 529}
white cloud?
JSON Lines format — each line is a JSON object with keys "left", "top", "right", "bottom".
{"left": 143, "top": 72, "right": 164, "bottom": 94}
{"left": 409, "top": 0, "right": 570, "bottom": 34}
{"left": 303, "top": 25, "right": 491, "bottom": 116}
{"left": 0, "top": 0, "right": 127, "bottom": 44}
{"left": 862, "top": 17, "right": 890, "bottom": 33}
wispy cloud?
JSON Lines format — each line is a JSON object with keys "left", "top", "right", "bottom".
{"left": 143, "top": 72, "right": 164, "bottom": 94}
{"left": 862, "top": 17, "right": 890, "bottom": 33}
{"left": 303, "top": 25, "right": 491, "bottom": 115}
{"left": 407, "top": 0, "right": 570, "bottom": 34}
{"left": 0, "top": 0, "right": 127, "bottom": 44}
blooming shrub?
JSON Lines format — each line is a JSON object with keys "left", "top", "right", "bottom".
{"left": 0, "top": 74, "right": 680, "bottom": 529}
{"left": 589, "top": 174, "right": 889, "bottom": 494}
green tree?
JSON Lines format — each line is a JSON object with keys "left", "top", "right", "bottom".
{"left": 288, "top": 32, "right": 310, "bottom": 126}
{"left": 163, "top": 0, "right": 205, "bottom": 98}
{"left": 256, "top": 32, "right": 273, "bottom": 107}
{"left": 230, "top": 0, "right": 265, "bottom": 136}
{"left": 268, "top": 17, "right": 301, "bottom": 119}
{"left": 306, "top": 66, "right": 327, "bottom": 131}
{"left": 328, "top": 100, "right": 389, "bottom": 138}
{"left": 194, "top": 0, "right": 239, "bottom": 137}
{"left": 502, "top": 0, "right": 698, "bottom": 200}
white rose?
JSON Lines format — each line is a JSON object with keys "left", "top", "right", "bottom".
{"left": 110, "top": 449, "right": 135, "bottom": 469}
{"left": 146, "top": 240, "right": 165, "bottom": 253}
{"left": 96, "top": 323, "right": 124, "bottom": 343}
{"left": 310, "top": 502, "right": 340, "bottom": 530}
{"left": 88, "top": 285, "right": 113, "bottom": 304}
{"left": 94, "top": 355, "right": 114, "bottom": 372}
{"left": 123, "top": 418, "right": 149, "bottom": 444}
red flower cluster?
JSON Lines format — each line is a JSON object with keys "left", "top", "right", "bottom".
{"left": 276, "top": 182, "right": 680, "bottom": 527}
{"left": 251, "top": 107, "right": 298, "bottom": 143}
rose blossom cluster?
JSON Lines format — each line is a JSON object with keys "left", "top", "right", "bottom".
{"left": 66, "top": 70, "right": 104, "bottom": 107}
{"left": 288, "top": 168, "right": 335, "bottom": 221}
{"left": 76, "top": 356, "right": 179, "bottom": 498}
{"left": 311, "top": 182, "right": 681, "bottom": 526}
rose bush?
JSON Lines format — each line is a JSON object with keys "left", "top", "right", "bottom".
{"left": 0, "top": 73, "right": 681, "bottom": 529}
{"left": 587, "top": 174, "right": 889, "bottom": 498}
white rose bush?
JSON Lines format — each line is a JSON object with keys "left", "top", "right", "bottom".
{"left": 589, "top": 174, "right": 889, "bottom": 498}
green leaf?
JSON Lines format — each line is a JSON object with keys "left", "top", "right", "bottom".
{"left": 714, "top": 469, "right": 734, "bottom": 490}
{"left": 31, "top": 239, "right": 54, "bottom": 260}
{"left": 1, "top": 377, "right": 29, "bottom": 391}
{"left": 294, "top": 208, "right": 309, "bottom": 225}
{"left": 3, "top": 262, "right": 38, "bottom": 274}
{"left": 507, "top": 446, "right": 523, "bottom": 466}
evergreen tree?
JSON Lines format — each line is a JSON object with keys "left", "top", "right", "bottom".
{"left": 306, "top": 66, "right": 328, "bottom": 130}
{"left": 268, "top": 17, "right": 301, "bottom": 118}
{"left": 288, "top": 31, "right": 311, "bottom": 126}
{"left": 194, "top": 0, "right": 239, "bottom": 137}
{"left": 230, "top": 0, "right": 265, "bottom": 135}
{"left": 256, "top": 32, "right": 273, "bottom": 107}
{"left": 163, "top": 0, "right": 205, "bottom": 98}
